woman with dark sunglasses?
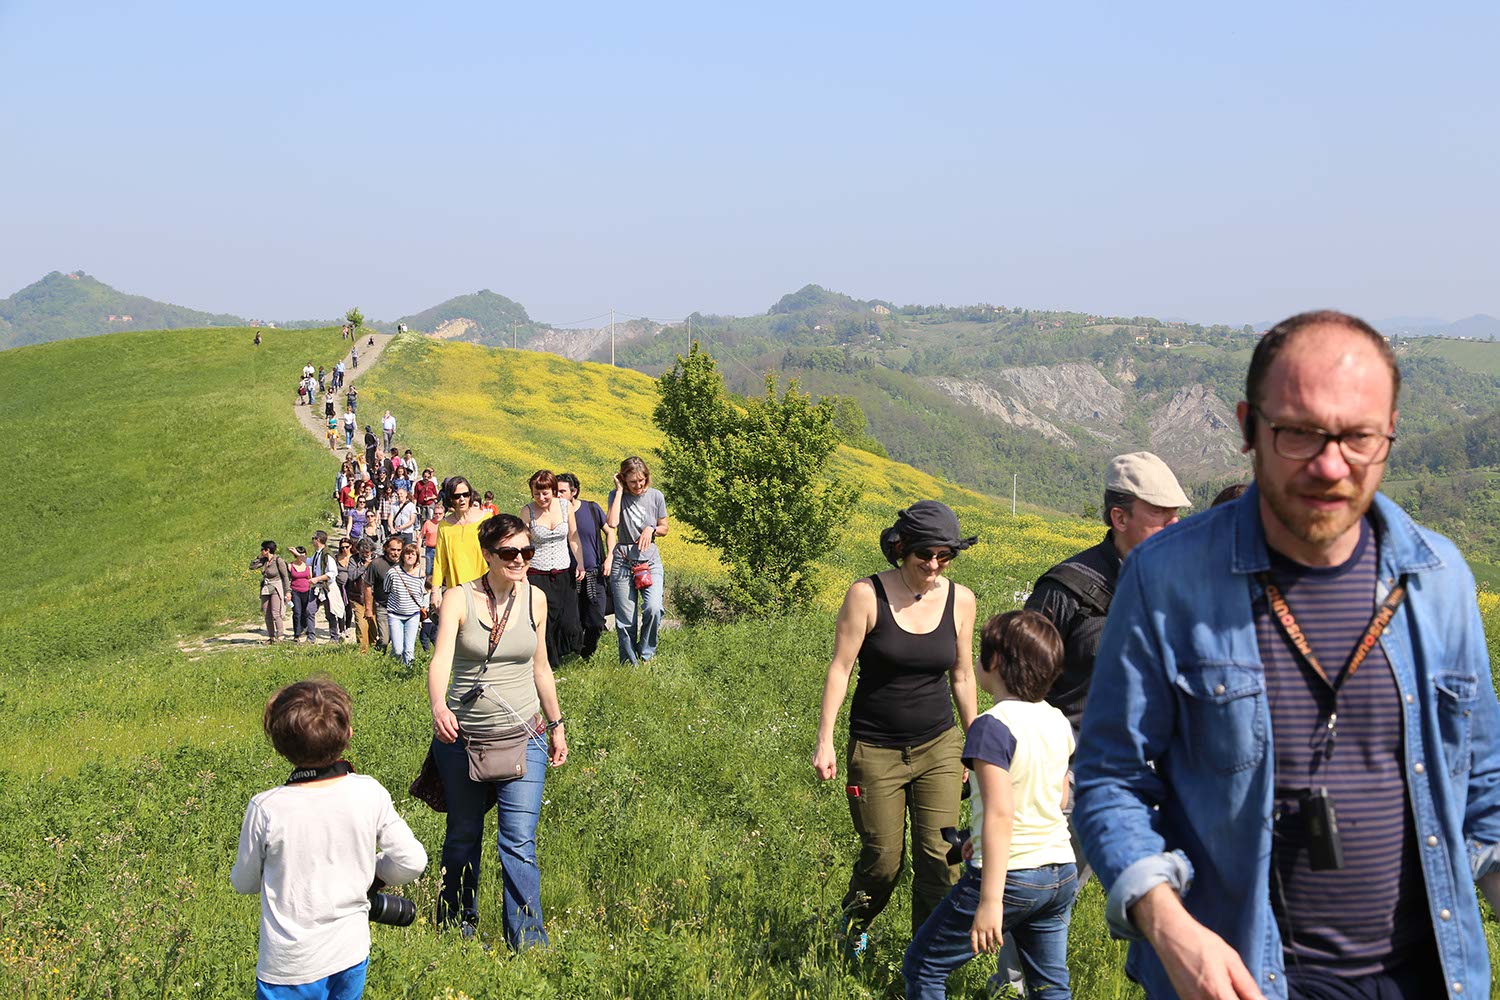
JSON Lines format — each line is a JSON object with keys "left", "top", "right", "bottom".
{"left": 811, "top": 500, "right": 979, "bottom": 959}
{"left": 426, "top": 513, "right": 567, "bottom": 948}
{"left": 430, "top": 475, "right": 492, "bottom": 617}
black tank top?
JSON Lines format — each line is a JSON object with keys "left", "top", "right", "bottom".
{"left": 849, "top": 574, "right": 958, "bottom": 748}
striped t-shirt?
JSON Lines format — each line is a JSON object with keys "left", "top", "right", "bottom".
{"left": 1258, "top": 517, "right": 1430, "bottom": 974}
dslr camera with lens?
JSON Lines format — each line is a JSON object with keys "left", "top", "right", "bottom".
{"left": 367, "top": 878, "right": 417, "bottom": 927}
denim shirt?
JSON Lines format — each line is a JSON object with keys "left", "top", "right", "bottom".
{"left": 1073, "top": 485, "right": 1500, "bottom": 1000}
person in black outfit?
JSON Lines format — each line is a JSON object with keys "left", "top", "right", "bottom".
{"left": 812, "top": 500, "right": 979, "bottom": 958}
{"left": 1025, "top": 452, "right": 1189, "bottom": 736}
{"left": 557, "top": 472, "right": 609, "bottom": 659}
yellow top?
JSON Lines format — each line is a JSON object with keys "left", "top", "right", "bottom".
{"left": 432, "top": 517, "right": 489, "bottom": 591}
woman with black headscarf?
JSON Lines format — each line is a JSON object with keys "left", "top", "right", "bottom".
{"left": 811, "top": 500, "right": 979, "bottom": 959}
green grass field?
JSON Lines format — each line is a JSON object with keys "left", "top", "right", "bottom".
{"left": 0, "top": 330, "right": 1495, "bottom": 998}
{"left": 1405, "top": 338, "right": 1500, "bottom": 376}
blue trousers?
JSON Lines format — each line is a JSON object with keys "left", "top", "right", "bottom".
{"left": 903, "top": 862, "right": 1078, "bottom": 1000}
{"left": 430, "top": 734, "right": 549, "bottom": 951}
{"left": 256, "top": 957, "right": 367, "bottom": 1000}
{"left": 609, "top": 548, "right": 663, "bottom": 664}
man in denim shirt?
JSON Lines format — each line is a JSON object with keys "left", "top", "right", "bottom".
{"left": 1075, "top": 310, "right": 1500, "bottom": 1000}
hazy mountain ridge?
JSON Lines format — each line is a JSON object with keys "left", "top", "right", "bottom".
{"left": 0, "top": 271, "right": 248, "bottom": 350}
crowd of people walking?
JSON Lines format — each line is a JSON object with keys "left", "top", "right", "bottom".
{"left": 243, "top": 312, "right": 1500, "bottom": 1000}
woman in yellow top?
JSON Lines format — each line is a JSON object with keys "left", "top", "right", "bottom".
{"left": 430, "top": 475, "right": 491, "bottom": 615}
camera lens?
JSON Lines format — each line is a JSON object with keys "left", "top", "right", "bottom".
{"left": 368, "top": 891, "right": 417, "bottom": 927}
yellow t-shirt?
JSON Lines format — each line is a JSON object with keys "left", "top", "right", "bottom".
{"left": 432, "top": 517, "right": 489, "bottom": 591}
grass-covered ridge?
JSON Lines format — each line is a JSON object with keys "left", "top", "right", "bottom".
{"left": 2, "top": 330, "right": 1495, "bottom": 997}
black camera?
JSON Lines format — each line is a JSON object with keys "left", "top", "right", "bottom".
{"left": 368, "top": 879, "right": 417, "bottom": 927}
{"left": 940, "top": 826, "right": 970, "bottom": 866}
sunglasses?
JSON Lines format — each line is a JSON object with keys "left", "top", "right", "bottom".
{"left": 450, "top": 491, "right": 472, "bottom": 501}
{"left": 913, "top": 548, "right": 956, "bottom": 565}
{"left": 489, "top": 546, "right": 536, "bottom": 563}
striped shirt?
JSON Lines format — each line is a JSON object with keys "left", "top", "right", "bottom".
{"left": 1258, "top": 517, "right": 1429, "bottom": 975}
{"left": 385, "top": 567, "right": 428, "bottom": 616}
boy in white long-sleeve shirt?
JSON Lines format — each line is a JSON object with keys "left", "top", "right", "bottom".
{"left": 232, "top": 680, "right": 427, "bottom": 999}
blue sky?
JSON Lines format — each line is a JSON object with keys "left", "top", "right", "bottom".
{"left": 2, "top": 1, "right": 1495, "bottom": 326}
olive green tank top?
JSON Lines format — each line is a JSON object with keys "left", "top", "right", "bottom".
{"left": 445, "top": 580, "right": 540, "bottom": 731}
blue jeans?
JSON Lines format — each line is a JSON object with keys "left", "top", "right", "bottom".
{"left": 256, "top": 957, "right": 367, "bottom": 999}
{"left": 425, "top": 547, "right": 435, "bottom": 577}
{"left": 387, "top": 611, "right": 419, "bottom": 664}
{"left": 430, "top": 734, "right": 549, "bottom": 951}
{"left": 344, "top": 427, "right": 354, "bottom": 446}
{"left": 609, "top": 547, "right": 663, "bottom": 664}
{"left": 903, "top": 863, "right": 1078, "bottom": 1000}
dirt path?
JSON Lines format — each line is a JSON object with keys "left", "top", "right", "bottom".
{"left": 294, "top": 332, "right": 395, "bottom": 452}
{"left": 182, "top": 331, "right": 396, "bottom": 654}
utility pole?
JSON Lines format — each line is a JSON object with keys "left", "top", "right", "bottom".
{"left": 610, "top": 308, "right": 616, "bottom": 366}
{"left": 513, "top": 319, "right": 517, "bottom": 350}
{"left": 1012, "top": 473, "right": 1017, "bottom": 515}
{"left": 687, "top": 315, "right": 691, "bottom": 356}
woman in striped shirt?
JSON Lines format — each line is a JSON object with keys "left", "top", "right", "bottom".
{"left": 386, "top": 541, "right": 430, "bottom": 666}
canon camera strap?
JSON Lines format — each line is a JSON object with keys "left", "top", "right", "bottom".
{"left": 1255, "top": 570, "right": 1407, "bottom": 755}
{"left": 286, "top": 760, "right": 355, "bottom": 785}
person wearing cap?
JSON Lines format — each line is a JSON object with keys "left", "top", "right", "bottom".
{"left": 812, "top": 500, "right": 980, "bottom": 960}
{"left": 1075, "top": 311, "right": 1500, "bottom": 1000}
{"left": 1025, "top": 451, "right": 1191, "bottom": 738}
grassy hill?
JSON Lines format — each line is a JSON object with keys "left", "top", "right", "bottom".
{"left": 1404, "top": 337, "right": 1500, "bottom": 377}
{"left": 0, "top": 271, "right": 249, "bottom": 350}
{"left": 2, "top": 330, "right": 1495, "bottom": 997}
{"left": 395, "top": 289, "right": 542, "bottom": 347}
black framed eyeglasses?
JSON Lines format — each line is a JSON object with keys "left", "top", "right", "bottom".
{"left": 1253, "top": 406, "right": 1395, "bottom": 466}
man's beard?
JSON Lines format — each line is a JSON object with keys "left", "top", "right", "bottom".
{"left": 1256, "top": 451, "right": 1373, "bottom": 549}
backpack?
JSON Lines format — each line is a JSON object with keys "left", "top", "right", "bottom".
{"left": 1035, "top": 561, "right": 1113, "bottom": 651}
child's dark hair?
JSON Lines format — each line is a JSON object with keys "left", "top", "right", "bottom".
{"left": 263, "top": 679, "right": 353, "bottom": 767}
{"left": 978, "top": 610, "right": 1064, "bottom": 702}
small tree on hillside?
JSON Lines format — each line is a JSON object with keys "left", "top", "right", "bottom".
{"left": 345, "top": 307, "right": 364, "bottom": 330}
{"left": 654, "top": 345, "right": 859, "bottom": 612}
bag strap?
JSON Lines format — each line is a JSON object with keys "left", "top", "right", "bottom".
{"left": 1038, "top": 562, "right": 1113, "bottom": 617}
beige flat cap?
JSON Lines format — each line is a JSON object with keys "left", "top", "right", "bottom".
{"left": 1106, "top": 452, "right": 1191, "bottom": 508}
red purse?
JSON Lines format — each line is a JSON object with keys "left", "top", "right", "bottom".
{"left": 631, "top": 562, "right": 653, "bottom": 589}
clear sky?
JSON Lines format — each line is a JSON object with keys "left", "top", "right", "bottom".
{"left": 2, "top": 1, "right": 1495, "bottom": 326}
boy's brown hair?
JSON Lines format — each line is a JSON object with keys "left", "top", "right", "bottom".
{"left": 978, "top": 610, "right": 1064, "bottom": 702}
{"left": 263, "top": 679, "right": 352, "bottom": 767}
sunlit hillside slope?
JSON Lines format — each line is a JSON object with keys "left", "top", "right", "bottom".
{"left": 2, "top": 329, "right": 1494, "bottom": 998}
{"left": 353, "top": 334, "right": 1105, "bottom": 612}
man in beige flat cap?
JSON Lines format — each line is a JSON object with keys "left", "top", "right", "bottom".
{"left": 1026, "top": 451, "right": 1191, "bottom": 737}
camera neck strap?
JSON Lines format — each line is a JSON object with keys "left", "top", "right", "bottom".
{"left": 1256, "top": 570, "right": 1407, "bottom": 752}
{"left": 286, "top": 760, "right": 354, "bottom": 785}
{"left": 480, "top": 575, "right": 518, "bottom": 662}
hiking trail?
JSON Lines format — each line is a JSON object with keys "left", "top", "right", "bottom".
{"left": 182, "top": 331, "right": 395, "bottom": 655}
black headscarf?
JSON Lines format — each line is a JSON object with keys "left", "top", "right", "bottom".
{"left": 879, "top": 500, "right": 977, "bottom": 566}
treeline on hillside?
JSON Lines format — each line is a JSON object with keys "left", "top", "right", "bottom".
{"left": 0, "top": 271, "right": 246, "bottom": 350}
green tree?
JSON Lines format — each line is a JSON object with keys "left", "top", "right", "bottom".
{"left": 654, "top": 345, "right": 859, "bottom": 611}
{"left": 345, "top": 307, "right": 364, "bottom": 329}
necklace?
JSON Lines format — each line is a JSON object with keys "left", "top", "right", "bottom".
{"left": 898, "top": 568, "right": 937, "bottom": 602}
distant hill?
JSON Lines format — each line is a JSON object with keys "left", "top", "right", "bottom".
{"left": 0, "top": 271, "right": 249, "bottom": 350}
{"left": 1383, "top": 313, "right": 1500, "bottom": 340}
{"left": 395, "top": 289, "right": 541, "bottom": 347}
